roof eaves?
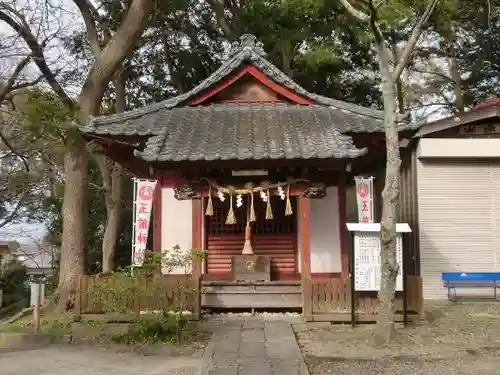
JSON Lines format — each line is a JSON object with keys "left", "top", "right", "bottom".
{"left": 250, "top": 53, "right": 385, "bottom": 120}
{"left": 84, "top": 49, "right": 250, "bottom": 130}
{"left": 133, "top": 132, "right": 167, "bottom": 161}
{"left": 133, "top": 130, "right": 368, "bottom": 162}
{"left": 414, "top": 106, "right": 500, "bottom": 138}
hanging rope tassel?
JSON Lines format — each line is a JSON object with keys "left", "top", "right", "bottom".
{"left": 226, "top": 194, "right": 236, "bottom": 224}
{"left": 249, "top": 191, "right": 256, "bottom": 222}
{"left": 285, "top": 184, "right": 293, "bottom": 216}
{"left": 265, "top": 189, "right": 273, "bottom": 220}
{"left": 205, "top": 184, "right": 214, "bottom": 216}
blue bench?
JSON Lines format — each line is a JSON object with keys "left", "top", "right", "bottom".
{"left": 442, "top": 272, "right": 500, "bottom": 301}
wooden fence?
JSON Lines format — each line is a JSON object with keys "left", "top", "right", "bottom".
{"left": 304, "top": 275, "right": 423, "bottom": 322}
{"left": 73, "top": 274, "right": 201, "bottom": 319}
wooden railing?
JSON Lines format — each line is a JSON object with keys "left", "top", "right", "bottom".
{"left": 305, "top": 275, "right": 423, "bottom": 322}
{"left": 72, "top": 274, "right": 201, "bottom": 319}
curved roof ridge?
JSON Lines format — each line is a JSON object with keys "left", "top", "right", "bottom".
{"left": 84, "top": 34, "right": 384, "bottom": 130}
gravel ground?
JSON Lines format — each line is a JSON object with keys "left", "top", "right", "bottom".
{"left": 295, "top": 303, "right": 500, "bottom": 375}
{"left": 305, "top": 356, "right": 500, "bottom": 375}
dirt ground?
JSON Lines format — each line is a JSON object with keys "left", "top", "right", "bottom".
{"left": 294, "top": 303, "right": 500, "bottom": 375}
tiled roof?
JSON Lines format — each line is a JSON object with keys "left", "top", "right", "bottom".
{"left": 132, "top": 104, "right": 367, "bottom": 162}
{"left": 80, "top": 34, "right": 392, "bottom": 136}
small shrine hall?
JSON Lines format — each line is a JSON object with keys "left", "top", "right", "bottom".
{"left": 80, "top": 34, "right": 417, "bottom": 311}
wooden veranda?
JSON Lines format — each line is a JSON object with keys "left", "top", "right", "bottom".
{"left": 72, "top": 273, "right": 423, "bottom": 323}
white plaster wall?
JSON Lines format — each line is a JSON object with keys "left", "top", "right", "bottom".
{"left": 418, "top": 138, "right": 500, "bottom": 158}
{"left": 297, "top": 187, "right": 342, "bottom": 273}
{"left": 161, "top": 187, "right": 193, "bottom": 274}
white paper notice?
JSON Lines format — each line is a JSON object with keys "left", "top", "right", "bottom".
{"left": 354, "top": 232, "right": 403, "bottom": 291}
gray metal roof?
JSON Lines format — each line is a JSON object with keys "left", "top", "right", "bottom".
{"left": 132, "top": 104, "right": 367, "bottom": 162}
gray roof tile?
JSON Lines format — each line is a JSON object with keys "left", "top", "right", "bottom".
{"left": 80, "top": 34, "right": 397, "bottom": 136}
{"left": 132, "top": 104, "right": 367, "bottom": 162}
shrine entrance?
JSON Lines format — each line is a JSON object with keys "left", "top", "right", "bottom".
{"left": 205, "top": 196, "right": 297, "bottom": 279}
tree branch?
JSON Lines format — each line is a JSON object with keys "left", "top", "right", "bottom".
{"left": 10, "top": 75, "right": 45, "bottom": 91}
{"left": 0, "top": 4, "right": 74, "bottom": 110}
{"left": 206, "top": 0, "right": 236, "bottom": 39}
{"left": 392, "top": 0, "right": 441, "bottom": 81}
{"left": 0, "top": 132, "right": 30, "bottom": 172}
{"left": 0, "top": 195, "right": 25, "bottom": 228}
{"left": 72, "top": 0, "right": 102, "bottom": 56}
{"left": 0, "top": 55, "right": 31, "bottom": 103}
{"left": 367, "top": 0, "right": 387, "bottom": 45}
{"left": 410, "top": 65, "right": 452, "bottom": 82}
{"left": 374, "top": 0, "right": 390, "bottom": 9}
{"left": 340, "top": 0, "right": 370, "bottom": 22}
{"left": 78, "top": 0, "right": 154, "bottom": 116}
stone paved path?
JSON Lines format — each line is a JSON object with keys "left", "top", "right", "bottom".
{"left": 199, "top": 319, "right": 309, "bottom": 375}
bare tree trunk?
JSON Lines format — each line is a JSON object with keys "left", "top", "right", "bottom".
{"left": 56, "top": 85, "right": 103, "bottom": 311}
{"left": 2, "top": 0, "right": 154, "bottom": 311}
{"left": 339, "top": 0, "right": 439, "bottom": 345}
{"left": 56, "top": 0, "right": 153, "bottom": 311}
{"left": 448, "top": 46, "right": 464, "bottom": 113}
{"left": 442, "top": 27, "right": 465, "bottom": 114}
{"left": 395, "top": 78, "right": 405, "bottom": 115}
{"left": 99, "top": 73, "right": 125, "bottom": 273}
{"left": 101, "top": 162, "right": 123, "bottom": 272}
{"left": 57, "top": 138, "right": 89, "bottom": 311}
{"left": 374, "top": 43, "right": 401, "bottom": 345}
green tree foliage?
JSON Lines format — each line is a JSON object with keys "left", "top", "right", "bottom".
{"left": 0, "top": 90, "right": 70, "bottom": 228}
{"left": 403, "top": 0, "right": 499, "bottom": 114}
{"left": 63, "top": 0, "right": 382, "bottom": 108}
{"left": 458, "top": 4, "right": 500, "bottom": 103}
{"left": 239, "top": 0, "right": 381, "bottom": 106}
{"left": 0, "top": 259, "right": 28, "bottom": 307}
{"left": 14, "top": 89, "right": 134, "bottom": 273}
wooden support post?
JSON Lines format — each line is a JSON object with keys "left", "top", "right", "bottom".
{"left": 153, "top": 174, "right": 163, "bottom": 253}
{"left": 298, "top": 195, "right": 312, "bottom": 320}
{"left": 33, "top": 282, "right": 42, "bottom": 333}
{"left": 74, "top": 276, "right": 81, "bottom": 315}
{"left": 191, "top": 199, "right": 203, "bottom": 320}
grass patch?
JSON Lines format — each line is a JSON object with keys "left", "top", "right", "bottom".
{"left": 1, "top": 312, "right": 114, "bottom": 339}
{"left": 1, "top": 311, "right": 208, "bottom": 348}
{"left": 111, "top": 312, "right": 190, "bottom": 345}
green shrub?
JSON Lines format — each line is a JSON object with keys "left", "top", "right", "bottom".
{"left": 112, "top": 312, "right": 188, "bottom": 345}
{"left": 89, "top": 246, "right": 207, "bottom": 345}
{"left": 0, "top": 260, "right": 29, "bottom": 306}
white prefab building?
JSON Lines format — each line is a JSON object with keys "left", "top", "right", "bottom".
{"left": 411, "top": 98, "right": 500, "bottom": 300}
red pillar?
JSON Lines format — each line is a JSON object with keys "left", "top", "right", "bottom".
{"left": 191, "top": 199, "right": 203, "bottom": 275}
{"left": 191, "top": 199, "right": 203, "bottom": 319}
{"left": 152, "top": 174, "right": 163, "bottom": 253}
{"left": 298, "top": 195, "right": 312, "bottom": 319}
